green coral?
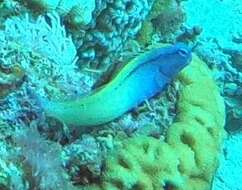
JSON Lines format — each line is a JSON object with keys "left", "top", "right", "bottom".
{"left": 88, "top": 55, "right": 226, "bottom": 190}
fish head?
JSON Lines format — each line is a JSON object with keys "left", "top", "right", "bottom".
{"left": 157, "top": 43, "right": 192, "bottom": 78}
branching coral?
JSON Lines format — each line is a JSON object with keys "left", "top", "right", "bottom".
{"left": 88, "top": 55, "right": 226, "bottom": 190}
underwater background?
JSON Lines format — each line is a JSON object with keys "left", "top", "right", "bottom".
{"left": 0, "top": 0, "right": 241, "bottom": 190}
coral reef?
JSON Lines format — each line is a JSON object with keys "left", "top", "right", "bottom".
{"left": 0, "top": 13, "right": 93, "bottom": 125}
{"left": 176, "top": 26, "right": 203, "bottom": 43}
{"left": 14, "top": 126, "right": 74, "bottom": 190}
{"left": 0, "top": 140, "right": 26, "bottom": 190}
{"left": 183, "top": 0, "right": 242, "bottom": 132}
{"left": 4, "top": 13, "right": 76, "bottom": 66}
{"left": 101, "top": 136, "right": 183, "bottom": 189}
{"left": 196, "top": 43, "right": 242, "bottom": 132}
{"left": 0, "top": 0, "right": 233, "bottom": 189}
{"left": 137, "top": 0, "right": 185, "bottom": 45}
{"left": 18, "top": 0, "right": 154, "bottom": 70}
{"left": 90, "top": 55, "right": 226, "bottom": 190}
{"left": 110, "top": 80, "right": 180, "bottom": 138}
{"left": 18, "top": 0, "right": 96, "bottom": 27}
{"left": 62, "top": 135, "right": 103, "bottom": 184}
{"left": 76, "top": 0, "right": 154, "bottom": 70}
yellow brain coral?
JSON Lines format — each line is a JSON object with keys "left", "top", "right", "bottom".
{"left": 89, "top": 55, "right": 226, "bottom": 190}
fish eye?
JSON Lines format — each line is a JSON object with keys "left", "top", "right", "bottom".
{"left": 177, "top": 48, "right": 189, "bottom": 57}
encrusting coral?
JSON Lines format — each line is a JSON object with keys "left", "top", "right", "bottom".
{"left": 88, "top": 55, "right": 226, "bottom": 190}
